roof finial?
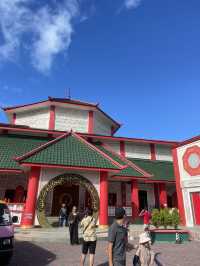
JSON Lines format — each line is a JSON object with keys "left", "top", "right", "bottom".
{"left": 65, "top": 88, "right": 71, "bottom": 99}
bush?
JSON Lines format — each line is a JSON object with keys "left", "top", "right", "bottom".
{"left": 151, "top": 209, "right": 161, "bottom": 228}
{"left": 171, "top": 208, "right": 180, "bottom": 229}
{"left": 151, "top": 208, "right": 180, "bottom": 229}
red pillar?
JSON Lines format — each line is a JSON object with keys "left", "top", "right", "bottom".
{"left": 150, "top": 143, "right": 156, "bottom": 160}
{"left": 154, "top": 183, "right": 160, "bottom": 208}
{"left": 121, "top": 182, "right": 126, "bottom": 207}
{"left": 49, "top": 105, "right": 55, "bottom": 130}
{"left": 21, "top": 167, "right": 40, "bottom": 228}
{"left": 120, "top": 141, "right": 125, "bottom": 157}
{"left": 159, "top": 183, "right": 167, "bottom": 207}
{"left": 88, "top": 111, "right": 94, "bottom": 134}
{"left": 99, "top": 171, "right": 108, "bottom": 227}
{"left": 172, "top": 148, "right": 186, "bottom": 225}
{"left": 12, "top": 113, "right": 16, "bottom": 125}
{"left": 131, "top": 180, "right": 139, "bottom": 220}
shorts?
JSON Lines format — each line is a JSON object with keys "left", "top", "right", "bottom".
{"left": 82, "top": 240, "right": 97, "bottom": 255}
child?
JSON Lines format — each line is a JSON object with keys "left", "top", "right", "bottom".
{"left": 59, "top": 203, "right": 68, "bottom": 227}
{"left": 135, "top": 233, "right": 155, "bottom": 266}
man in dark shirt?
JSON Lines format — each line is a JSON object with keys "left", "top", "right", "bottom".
{"left": 108, "top": 207, "right": 128, "bottom": 266}
{"left": 59, "top": 203, "right": 68, "bottom": 227}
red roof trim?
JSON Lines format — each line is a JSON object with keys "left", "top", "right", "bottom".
{"left": 0, "top": 123, "right": 179, "bottom": 145}
{"left": 20, "top": 163, "right": 120, "bottom": 173}
{"left": 0, "top": 168, "right": 23, "bottom": 173}
{"left": 174, "top": 135, "right": 200, "bottom": 148}
{"left": 102, "top": 143, "right": 152, "bottom": 177}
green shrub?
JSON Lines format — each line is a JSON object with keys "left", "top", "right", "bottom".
{"left": 160, "top": 208, "right": 172, "bottom": 229}
{"left": 151, "top": 209, "right": 161, "bottom": 228}
{"left": 171, "top": 208, "right": 180, "bottom": 229}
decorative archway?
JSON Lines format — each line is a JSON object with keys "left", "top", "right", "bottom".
{"left": 36, "top": 173, "right": 100, "bottom": 228}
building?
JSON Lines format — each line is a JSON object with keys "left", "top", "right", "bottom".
{"left": 0, "top": 97, "right": 183, "bottom": 228}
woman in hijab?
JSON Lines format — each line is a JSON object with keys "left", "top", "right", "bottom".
{"left": 68, "top": 206, "right": 80, "bottom": 245}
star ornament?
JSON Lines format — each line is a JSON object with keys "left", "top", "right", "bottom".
{"left": 183, "top": 146, "right": 200, "bottom": 176}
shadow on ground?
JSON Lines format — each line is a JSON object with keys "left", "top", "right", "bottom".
{"left": 7, "top": 241, "right": 56, "bottom": 266}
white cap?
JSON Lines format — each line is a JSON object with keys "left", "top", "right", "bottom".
{"left": 139, "top": 233, "right": 151, "bottom": 244}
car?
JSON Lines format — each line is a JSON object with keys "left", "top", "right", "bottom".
{"left": 0, "top": 201, "right": 18, "bottom": 264}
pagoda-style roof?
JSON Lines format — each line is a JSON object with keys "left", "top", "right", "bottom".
{"left": 128, "top": 158, "right": 175, "bottom": 182}
{"left": 15, "top": 132, "right": 123, "bottom": 172}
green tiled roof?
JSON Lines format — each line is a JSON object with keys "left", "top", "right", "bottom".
{"left": 20, "top": 134, "right": 120, "bottom": 170}
{"left": 114, "top": 165, "right": 144, "bottom": 177}
{"left": 93, "top": 143, "right": 145, "bottom": 177}
{"left": 0, "top": 135, "right": 50, "bottom": 170}
{"left": 128, "top": 158, "right": 175, "bottom": 181}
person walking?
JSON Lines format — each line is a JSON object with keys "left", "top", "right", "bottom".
{"left": 68, "top": 206, "right": 80, "bottom": 245}
{"left": 80, "top": 208, "right": 97, "bottom": 266}
{"left": 58, "top": 203, "right": 68, "bottom": 227}
{"left": 135, "top": 233, "right": 155, "bottom": 266}
{"left": 139, "top": 207, "right": 151, "bottom": 230}
{"left": 108, "top": 207, "right": 128, "bottom": 266}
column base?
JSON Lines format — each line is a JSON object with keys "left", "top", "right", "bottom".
{"left": 20, "top": 225, "right": 34, "bottom": 229}
{"left": 98, "top": 224, "right": 109, "bottom": 230}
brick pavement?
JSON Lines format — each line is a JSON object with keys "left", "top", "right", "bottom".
{"left": 6, "top": 240, "right": 200, "bottom": 266}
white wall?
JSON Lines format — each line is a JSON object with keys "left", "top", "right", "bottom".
{"left": 15, "top": 108, "right": 50, "bottom": 129}
{"left": 155, "top": 144, "right": 173, "bottom": 161}
{"left": 55, "top": 106, "right": 88, "bottom": 132}
{"left": 125, "top": 143, "right": 151, "bottom": 159}
{"left": 35, "top": 168, "right": 100, "bottom": 225}
{"left": 103, "top": 141, "right": 120, "bottom": 154}
{"left": 177, "top": 139, "right": 200, "bottom": 226}
{"left": 93, "top": 112, "right": 112, "bottom": 136}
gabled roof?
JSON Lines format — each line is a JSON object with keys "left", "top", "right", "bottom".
{"left": 174, "top": 135, "right": 200, "bottom": 148}
{"left": 128, "top": 158, "right": 175, "bottom": 182}
{"left": 15, "top": 132, "right": 123, "bottom": 172}
{"left": 92, "top": 142, "right": 152, "bottom": 178}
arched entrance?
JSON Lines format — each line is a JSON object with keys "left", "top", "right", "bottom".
{"left": 36, "top": 173, "right": 100, "bottom": 228}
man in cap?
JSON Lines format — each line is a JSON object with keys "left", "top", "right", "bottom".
{"left": 108, "top": 207, "right": 128, "bottom": 266}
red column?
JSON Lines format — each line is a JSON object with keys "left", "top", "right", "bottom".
{"left": 120, "top": 141, "right": 125, "bottom": 157}
{"left": 121, "top": 182, "right": 126, "bottom": 207}
{"left": 150, "top": 143, "right": 156, "bottom": 160}
{"left": 131, "top": 180, "right": 139, "bottom": 220}
{"left": 49, "top": 105, "right": 55, "bottom": 130}
{"left": 12, "top": 113, "right": 16, "bottom": 125}
{"left": 154, "top": 183, "right": 160, "bottom": 208}
{"left": 172, "top": 148, "right": 186, "bottom": 225}
{"left": 159, "top": 183, "right": 167, "bottom": 207}
{"left": 99, "top": 171, "right": 108, "bottom": 227}
{"left": 21, "top": 167, "right": 40, "bottom": 228}
{"left": 88, "top": 111, "right": 94, "bottom": 134}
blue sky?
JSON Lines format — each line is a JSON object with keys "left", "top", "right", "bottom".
{"left": 0, "top": 0, "right": 199, "bottom": 141}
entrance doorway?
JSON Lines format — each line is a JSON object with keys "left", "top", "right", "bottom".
{"left": 139, "top": 190, "right": 148, "bottom": 211}
{"left": 191, "top": 192, "right": 200, "bottom": 225}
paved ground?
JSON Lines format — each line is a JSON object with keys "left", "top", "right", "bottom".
{"left": 3, "top": 240, "right": 200, "bottom": 266}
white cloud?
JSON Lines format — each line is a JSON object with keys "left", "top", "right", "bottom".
{"left": 124, "top": 0, "right": 142, "bottom": 9}
{"left": 0, "top": 0, "right": 79, "bottom": 73}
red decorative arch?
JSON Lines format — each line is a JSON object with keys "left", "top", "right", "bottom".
{"left": 183, "top": 145, "right": 200, "bottom": 176}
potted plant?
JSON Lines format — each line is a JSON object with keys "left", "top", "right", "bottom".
{"left": 151, "top": 209, "right": 161, "bottom": 228}
{"left": 171, "top": 208, "right": 180, "bottom": 229}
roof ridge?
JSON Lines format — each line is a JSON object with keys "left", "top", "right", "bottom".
{"left": 72, "top": 133, "right": 124, "bottom": 169}
{"left": 15, "top": 133, "right": 69, "bottom": 162}
{"left": 128, "top": 157, "right": 173, "bottom": 164}
{"left": 101, "top": 143, "right": 152, "bottom": 177}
